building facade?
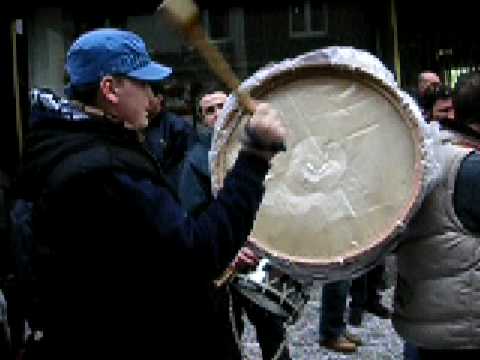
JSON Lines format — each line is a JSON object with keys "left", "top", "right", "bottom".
{"left": 2, "top": 0, "right": 476, "bottom": 172}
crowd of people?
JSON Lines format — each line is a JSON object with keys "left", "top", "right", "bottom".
{"left": 0, "top": 26, "right": 479, "bottom": 360}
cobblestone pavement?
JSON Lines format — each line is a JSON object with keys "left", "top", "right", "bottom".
{"left": 242, "top": 258, "right": 403, "bottom": 359}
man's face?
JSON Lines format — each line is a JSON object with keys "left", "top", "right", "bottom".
{"left": 432, "top": 98, "right": 455, "bottom": 122}
{"left": 114, "top": 77, "right": 153, "bottom": 129}
{"left": 147, "top": 93, "right": 165, "bottom": 119}
{"left": 200, "top": 92, "right": 228, "bottom": 128}
{"left": 419, "top": 73, "right": 441, "bottom": 97}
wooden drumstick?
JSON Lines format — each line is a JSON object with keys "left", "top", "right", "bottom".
{"left": 159, "top": 0, "right": 286, "bottom": 152}
{"left": 159, "top": 0, "right": 256, "bottom": 113}
{"left": 160, "top": 0, "right": 245, "bottom": 288}
{"left": 160, "top": 1, "right": 285, "bottom": 289}
{"left": 213, "top": 266, "right": 236, "bottom": 288}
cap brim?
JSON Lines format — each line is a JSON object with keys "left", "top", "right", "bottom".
{"left": 127, "top": 61, "right": 172, "bottom": 83}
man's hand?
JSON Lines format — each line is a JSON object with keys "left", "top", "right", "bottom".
{"left": 231, "top": 246, "right": 260, "bottom": 273}
{"left": 242, "top": 103, "right": 287, "bottom": 159}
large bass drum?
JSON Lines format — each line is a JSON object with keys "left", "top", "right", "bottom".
{"left": 210, "top": 47, "right": 440, "bottom": 282}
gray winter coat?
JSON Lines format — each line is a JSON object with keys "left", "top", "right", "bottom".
{"left": 393, "top": 144, "right": 480, "bottom": 349}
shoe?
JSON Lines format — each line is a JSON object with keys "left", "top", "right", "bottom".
{"left": 348, "top": 308, "right": 363, "bottom": 326}
{"left": 320, "top": 335, "right": 357, "bottom": 353}
{"left": 365, "top": 301, "right": 391, "bottom": 319}
{"left": 345, "top": 332, "right": 363, "bottom": 346}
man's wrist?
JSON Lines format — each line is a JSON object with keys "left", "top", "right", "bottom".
{"left": 240, "top": 145, "right": 275, "bottom": 161}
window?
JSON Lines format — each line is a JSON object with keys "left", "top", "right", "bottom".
{"left": 290, "top": 1, "right": 328, "bottom": 38}
{"left": 446, "top": 66, "right": 480, "bottom": 89}
{"left": 202, "top": 9, "right": 230, "bottom": 42}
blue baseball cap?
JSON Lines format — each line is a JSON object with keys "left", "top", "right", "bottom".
{"left": 65, "top": 28, "right": 172, "bottom": 89}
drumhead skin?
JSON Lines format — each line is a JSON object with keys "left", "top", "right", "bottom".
{"left": 212, "top": 49, "right": 426, "bottom": 281}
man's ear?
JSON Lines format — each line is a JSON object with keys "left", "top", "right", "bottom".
{"left": 157, "top": 94, "right": 166, "bottom": 112}
{"left": 99, "top": 76, "right": 120, "bottom": 104}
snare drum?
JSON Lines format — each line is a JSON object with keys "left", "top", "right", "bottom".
{"left": 230, "top": 259, "right": 309, "bottom": 324}
{"left": 211, "top": 47, "right": 438, "bottom": 282}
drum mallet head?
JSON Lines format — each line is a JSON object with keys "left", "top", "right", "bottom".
{"left": 158, "top": 0, "right": 286, "bottom": 152}
{"left": 158, "top": 0, "right": 255, "bottom": 110}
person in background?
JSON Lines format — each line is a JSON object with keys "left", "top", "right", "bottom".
{"left": 144, "top": 84, "right": 197, "bottom": 189}
{"left": 348, "top": 263, "right": 391, "bottom": 326}
{"left": 393, "top": 71, "right": 480, "bottom": 359}
{"left": 415, "top": 71, "right": 441, "bottom": 120}
{"left": 417, "top": 72, "right": 441, "bottom": 103}
{"left": 430, "top": 85, "right": 455, "bottom": 124}
{"left": 319, "top": 280, "right": 362, "bottom": 354}
{"left": 199, "top": 91, "right": 227, "bottom": 128}
{"left": 194, "top": 90, "right": 292, "bottom": 360}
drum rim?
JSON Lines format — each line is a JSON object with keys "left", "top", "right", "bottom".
{"left": 232, "top": 273, "right": 304, "bottom": 320}
{"left": 213, "top": 64, "right": 425, "bottom": 270}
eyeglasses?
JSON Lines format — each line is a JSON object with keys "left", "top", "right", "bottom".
{"left": 204, "top": 102, "right": 224, "bottom": 115}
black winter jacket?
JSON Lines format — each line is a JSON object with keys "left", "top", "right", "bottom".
{"left": 17, "top": 90, "right": 269, "bottom": 359}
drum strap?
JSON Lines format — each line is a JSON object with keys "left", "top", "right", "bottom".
{"left": 227, "top": 286, "right": 245, "bottom": 358}
{"left": 271, "top": 325, "right": 289, "bottom": 360}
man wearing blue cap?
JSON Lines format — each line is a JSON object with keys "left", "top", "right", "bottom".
{"left": 64, "top": 28, "right": 173, "bottom": 130}
{"left": 14, "top": 28, "right": 286, "bottom": 359}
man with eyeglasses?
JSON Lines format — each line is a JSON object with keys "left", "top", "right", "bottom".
{"left": 199, "top": 91, "right": 228, "bottom": 127}
{"left": 195, "top": 90, "right": 292, "bottom": 360}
